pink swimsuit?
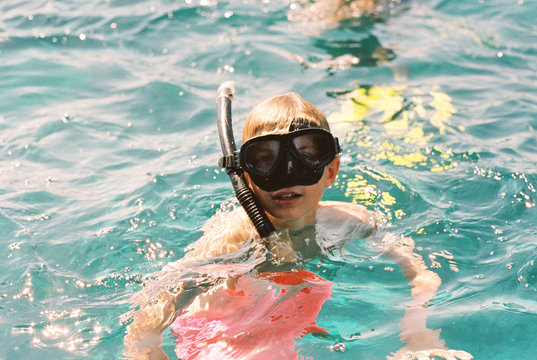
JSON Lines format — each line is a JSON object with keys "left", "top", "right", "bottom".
{"left": 170, "top": 269, "right": 332, "bottom": 360}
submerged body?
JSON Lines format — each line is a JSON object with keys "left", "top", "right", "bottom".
{"left": 124, "top": 201, "right": 372, "bottom": 359}
{"left": 171, "top": 269, "right": 331, "bottom": 360}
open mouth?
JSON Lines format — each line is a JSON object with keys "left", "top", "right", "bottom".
{"left": 273, "top": 193, "right": 301, "bottom": 200}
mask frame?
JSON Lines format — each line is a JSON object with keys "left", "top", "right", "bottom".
{"left": 239, "top": 128, "right": 341, "bottom": 192}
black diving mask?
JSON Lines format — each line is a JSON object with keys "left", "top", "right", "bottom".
{"left": 239, "top": 128, "right": 341, "bottom": 192}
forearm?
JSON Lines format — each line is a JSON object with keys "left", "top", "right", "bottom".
{"left": 382, "top": 236, "right": 444, "bottom": 349}
{"left": 124, "top": 329, "right": 168, "bottom": 360}
{"left": 123, "top": 279, "right": 203, "bottom": 360}
{"left": 123, "top": 290, "right": 178, "bottom": 359}
{"left": 382, "top": 236, "right": 440, "bottom": 300}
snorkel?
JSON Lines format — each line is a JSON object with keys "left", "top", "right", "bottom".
{"left": 216, "top": 81, "right": 277, "bottom": 240}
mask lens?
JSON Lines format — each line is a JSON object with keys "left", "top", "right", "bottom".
{"left": 244, "top": 139, "right": 280, "bottom": 174}
{"left": 293, "top": 132, "right": 332, "bottom": 167}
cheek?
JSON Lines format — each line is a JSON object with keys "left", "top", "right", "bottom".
{"left": 249, "top": 181, "right": 270, "bottom": 203}
{"left": 305, "top": 178, "right": 327, "bottom": 202}
{"left": 245, "top": 174, "right": 264, "bottom": 197}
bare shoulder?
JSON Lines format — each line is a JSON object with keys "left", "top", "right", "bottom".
{"left": 184, "top": 207, "right": 254, "bottom": 260}
{"left": 318, "top": 200, "right": 374, "bottom": 226}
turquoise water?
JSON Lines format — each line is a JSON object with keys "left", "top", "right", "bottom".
{"left": 1, "top": 0, "right": 537, "bottom": 359}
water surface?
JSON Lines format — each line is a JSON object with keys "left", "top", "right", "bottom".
{"left": 1, "top": 0, "right": 537, "bottom": 359}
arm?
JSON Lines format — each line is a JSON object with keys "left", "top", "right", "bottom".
{"left": 318, "top": 201, "right": 471, "bottom": 360}
{"left": 123, "top": 256, "right": 212, "bottom": 360}
{"left": 318, "top": 202, "right": 440, "bottom": 298}
{"left": 318, "top": 200, "right": 373, "bottom": 226}
{"left": 382, "top": 236, "right": 444, "bottom": 351}
{"left": 123, "top": 283, "right": 199, "bottom": 360}
{"left": 123, "top": 207, "right": 255, "bottom": 359}
{"left": 123, "top": 262, "right": 265, "bottom": 359}
{"left": 382, "top": 236, "right": 472, "bottom": 360}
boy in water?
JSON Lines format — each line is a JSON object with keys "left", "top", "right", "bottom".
{"left": 123, "top": 93, "right": 472, "bottom": 360}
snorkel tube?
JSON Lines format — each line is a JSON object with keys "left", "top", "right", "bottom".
{"left": 216, "top": 81, "right": 276, "bottom": 239}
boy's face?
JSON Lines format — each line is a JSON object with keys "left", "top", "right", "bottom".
{"left": 246, "top": 157, "right": 339, "bottom": 230}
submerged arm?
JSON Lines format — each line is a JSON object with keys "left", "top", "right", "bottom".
{"left": 382, "top": 236, "right": 443, "bottom": 347}
{"left": 381, "top": 235, "right": 472, "bottom": 360}
{"left": 124, "top": 207, "right": 259, "bottom": 359}
{"left": 318, "top": 201, "right": 471, "bottom": 359}
{"left": 123, "top": 277, "right": 202, "bottom": 360}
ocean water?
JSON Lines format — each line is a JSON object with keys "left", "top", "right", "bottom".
{"left": 1, "top": 0, "right": 537, "bottom": 359}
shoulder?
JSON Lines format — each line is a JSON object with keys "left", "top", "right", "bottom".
{"left": 184, "top": 207, "right": 254, "bottom": 260}
{"left": 318, "top": 200, "right": 374, "bottom": 226}
{"left": 314, "top": 201, "right": 376, "bottom": 250}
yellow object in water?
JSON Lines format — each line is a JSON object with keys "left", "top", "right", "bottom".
{"left": 329, "top": 85, "right": 461, "bottom": 215}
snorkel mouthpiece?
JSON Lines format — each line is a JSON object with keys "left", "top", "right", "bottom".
{"left": 216, "top": 82, "right": 276, "bottom": 240}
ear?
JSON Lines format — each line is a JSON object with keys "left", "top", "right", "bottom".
{"left": 324, "top": 156, "right": 340, "bottom": 188}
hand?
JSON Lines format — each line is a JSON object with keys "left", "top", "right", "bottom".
{"left": 387, "top": 348, "right": 473, "bottom": 360}
{"left": 123, "top": 331, "right": 169, "bottom": 360}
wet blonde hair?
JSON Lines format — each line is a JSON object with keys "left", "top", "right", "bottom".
{"left": 242, "top": 93, "right": 331, "bottom": 142}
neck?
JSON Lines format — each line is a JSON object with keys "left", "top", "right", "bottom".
{"left": 270, "top": 215, "right": 315, "bottom": 231}
{"left": 268, "top": 205, "right": 319, "bottom": 231}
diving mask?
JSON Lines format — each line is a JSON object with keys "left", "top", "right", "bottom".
{"left": 239, "top": 128, "right": 340, "bottom": 192}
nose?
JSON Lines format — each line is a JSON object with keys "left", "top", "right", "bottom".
{"left": 287, "top": 160, "right": 293, "bottom": 175}
{"left": 281, "top": 150, "right": 297, "bottom": 178}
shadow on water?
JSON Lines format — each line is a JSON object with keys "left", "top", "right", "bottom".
{"left": 313, "top": 35, "right": 395, "bottom": 67}
{"left": 287, "top": 0, "right": 412, "bottom": 70}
